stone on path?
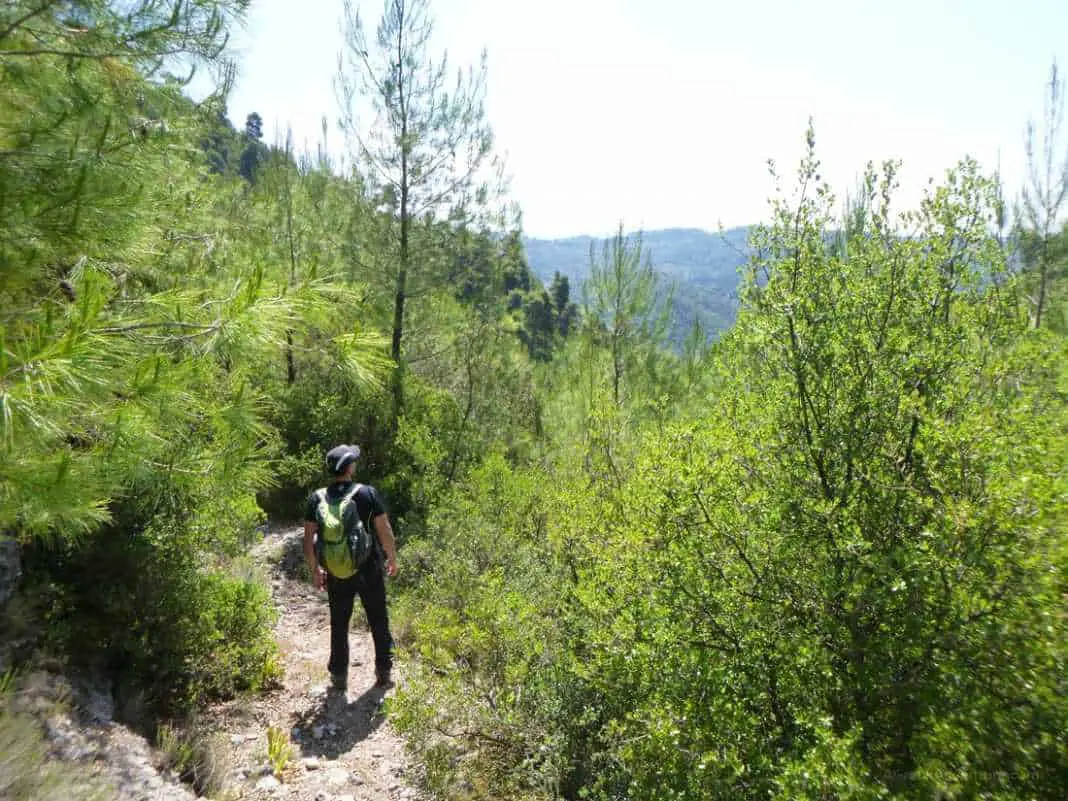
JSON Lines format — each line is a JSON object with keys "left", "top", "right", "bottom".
{"left": 256, "top": 775, "right": 281, "bottom": 792}
{"left": 326, "top": 766, "right": 350, "bottom": 786}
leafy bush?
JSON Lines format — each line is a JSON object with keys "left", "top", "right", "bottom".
{"left": 29, "top": 516, "right": 281, "bottom": 716}
{"left": 390, "top": 143, "right": 1068, "bottom": 801}
{"left": 391, "top": 454, "right": 573, "bottom": 800}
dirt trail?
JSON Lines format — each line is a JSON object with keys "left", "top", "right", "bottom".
{"left": 202, "top": 526, "right": 422, "bottom": 801}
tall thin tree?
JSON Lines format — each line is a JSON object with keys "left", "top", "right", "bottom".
{"left": 584, "top": 225, "right": 669, "bottom": 408}
{"left": 335, "top": 0, "right": 499, "bottom": 423}
{"left": 1019, "top": 61, "right": 1068, "bottom": 329}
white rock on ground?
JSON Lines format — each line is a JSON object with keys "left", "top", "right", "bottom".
{"left": 325, "top": 766, "right": 350, "bottom": 786}
{"left": 256, "top": 775, "right": 282, "bottom": 792}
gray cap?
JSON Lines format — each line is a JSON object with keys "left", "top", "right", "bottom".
{"left": 325, "top": 444, "right": 361, "bottom": 475}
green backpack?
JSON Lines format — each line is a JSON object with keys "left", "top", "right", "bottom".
{"left": 313, "top": 483, "right": 373, "bottom": 579}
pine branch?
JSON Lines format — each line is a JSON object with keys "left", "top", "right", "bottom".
{"left": 0, "top": 44, "right": 187, "bottom": 59}
{"left": 0, "top": 0, "right": 60, "bottom": 42}
{"left": 93, "top": 321, "right": 218, "bottom": 335}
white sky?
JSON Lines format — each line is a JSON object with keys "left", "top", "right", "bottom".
{"left": 210, "top": 0, "right": 1068, "bottom": 238}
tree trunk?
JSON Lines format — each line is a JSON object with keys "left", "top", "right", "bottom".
{"left": 1035, "top": 238, "right": 1049, "bottom": 328}
{"left": 286, "top": 330, "right": 296, "bottom": 384}
{"left": 284, "top": 154, "right": 298, "bottom": 384}
{"left": 390, "top": 13, "right": 410, "bottom": 427}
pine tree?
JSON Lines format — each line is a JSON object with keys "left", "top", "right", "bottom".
{"left": 549, "top": 271, "right": 579, "bottom": 336}
{"left": 335, "top": 0, "right": 501, "bottom": 425}
{"left": 1019, "top": 61, "right": 1068, "bottom": 329}
{"left": 239, "top": 111, "right": 267, "bottom": 182}
{"left": 583, "top": 225, "right": 670, "bottom": 407}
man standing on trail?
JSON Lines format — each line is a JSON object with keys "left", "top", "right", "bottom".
{"left": 303, "top": 444, "right": 399, "bottom": 691}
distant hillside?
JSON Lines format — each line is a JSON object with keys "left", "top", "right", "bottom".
{"left": 522, "top": 226, "right": 751, "bottom": 339}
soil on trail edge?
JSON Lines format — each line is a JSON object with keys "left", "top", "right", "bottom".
{"left": 202, "top": 525, "right": 423, "bottom": 801}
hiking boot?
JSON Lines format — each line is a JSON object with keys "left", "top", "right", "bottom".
{"left": 374, "top": 669, "right": 394, "bottom": 689}
{"left": 329, "top": 672, "right": 347, "bottom": 692}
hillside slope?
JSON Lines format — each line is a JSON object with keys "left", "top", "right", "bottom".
{"left": 522, "top": 226, "right": 751, "bottom": 336}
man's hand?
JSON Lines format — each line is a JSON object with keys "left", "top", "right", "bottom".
{"left": 373, "top": 514, "right": 399, "bottom": 579}
{"left": 303, "top": 522, "right": 323, "bottom": 591}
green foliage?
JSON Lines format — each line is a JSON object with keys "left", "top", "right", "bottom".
{"left": 567, "top": 139, "right": 1067, "bottom": 800}
{"left": 5, "top": 5, "right": 1066, "bottom": 801}
{"left": 523, "top": 226, "right": 749, "bottom": 341}
{"left": 583, "top": 224, "right": 672, "bottom": 408}
{"left": 0, "top": 1, "right": 244, "bottom": 67}
{"left": 772, "top": 720, "right": 890, "bottom": 801}
{"left": 391, "top": 454, "right": 570, "bottom": 800}
{"left": 157, "top": 721, "right": 231, "bottom": 797}
{"left": 336, "top": 0, "right": 505, "bottom": 421}
{"left": 391, "top": 129, "right": 1068, "bottom": 801}
{"left": 266, "top": 723, "right": 294, "bottom": 779}
{"left": 335, "top": 0, "right": 500, "bottom": 227}
{"left": 1017, "top": 61, "right": 1068, "bottom": 331}
{"left": 0, "top": 0, "right": 322, "bottom": 722}
{"left": 30, "top": 523, "right": 282, "bottom": 713}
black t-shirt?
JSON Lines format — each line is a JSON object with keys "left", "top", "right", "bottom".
{"left": 305, "top": 481, "right": 388, "bottom": 563}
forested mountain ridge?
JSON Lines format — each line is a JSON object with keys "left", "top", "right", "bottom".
{"left": 1, "top": 2, "right": 1067, "bottom": 801}
{"left": 524, "top": 226, "right": 749, "bottom": 335}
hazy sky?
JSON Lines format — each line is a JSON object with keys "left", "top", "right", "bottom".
{"left": 213, "top": 0, "right": 1068, "bottom": 238}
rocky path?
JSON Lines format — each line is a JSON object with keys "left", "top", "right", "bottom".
{"left": 203, "top": 526, "right": 422, "bottom": 801}
{"left": 14, "top": 526, "right": 422, "bottom": 801}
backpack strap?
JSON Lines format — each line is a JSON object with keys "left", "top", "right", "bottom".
{"left": 343, "top": 482, "right": 363, "bottom": 504}
{"left": 312, "top": 487, "right": 329, "bottom": 567}
{"left": 342, "top": 483, "right": 370, "bottom": 535}
{"left": 313, "top": 487, "right": 329, "bottom": 517}
{"left": 315, "top": 484, "right": 360, "bottom": 512}
{"left": 350, "top": 483, "right": 378, "bottom": 532}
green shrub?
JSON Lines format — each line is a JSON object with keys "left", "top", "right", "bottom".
{"left": 266, "top": 724, "right": 294, "bottom": 779}
{"left": 157, "top": 721, "right": 232, "bottom": 797}
{"left": 389, "top": 151, "right": 1068, "bottom": 801}
{"left": 391, "top": 454, "right": 575, "bottom": 799}
{"left": 29, "top": 517, "right": 282, "bottom": 716}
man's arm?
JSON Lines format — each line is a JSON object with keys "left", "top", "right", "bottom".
{"left": 304, "top": 521, "right": 326, "bottom": 590}
{"left": 373, "top": 514, "right": 398, "bottom": 577}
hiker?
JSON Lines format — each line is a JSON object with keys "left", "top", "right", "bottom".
{"left": 303, "top": 444, "right": 398, "bottom": 691}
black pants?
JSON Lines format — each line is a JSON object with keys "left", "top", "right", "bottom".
{"left": 325, "top": 560, "right": 394, "bottom": 678}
